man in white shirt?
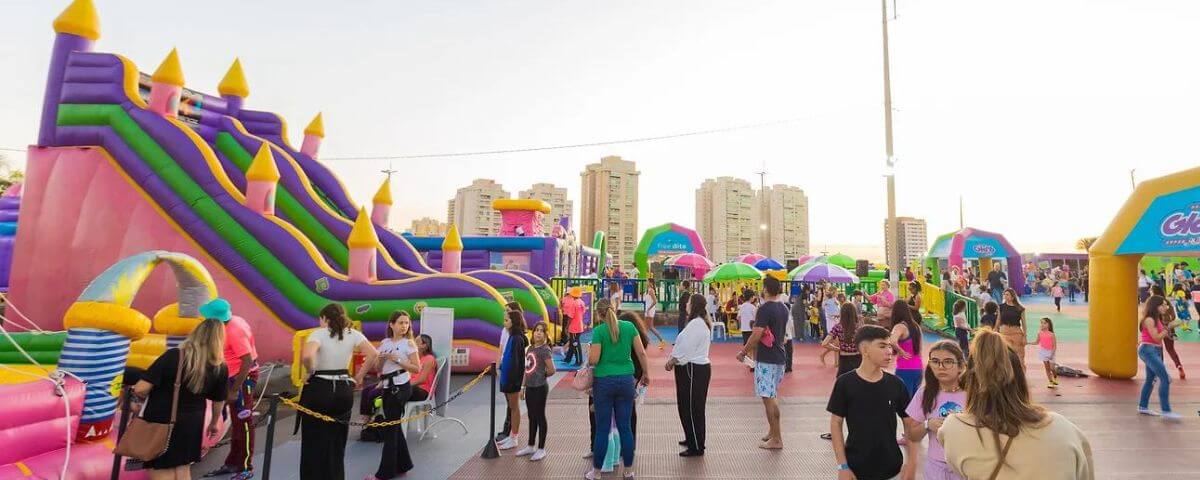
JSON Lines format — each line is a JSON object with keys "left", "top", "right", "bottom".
{"left": 738, "top": 293, "right": 757, "bottom": 345}
{"left": 1138, "top": 270, "right": 1152, "bottom": 303}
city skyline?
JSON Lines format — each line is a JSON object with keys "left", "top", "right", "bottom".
{"left": 1, "top": 1, "right": 1193, "bottom": 259}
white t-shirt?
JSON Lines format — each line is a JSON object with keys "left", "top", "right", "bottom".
{"left": 738, "top": 302, "right": 757, "bottom": 331}
{"left": 306, "top": 328, "right": 368, "bottom": 372}
{"left": 643, "top": 292, "right": 657, "bottom": 317}
{"left": 953, "top": 312, "right": 969, "bottom": 330}
{"left": 610, "top": 292, "right": 622, "bottom": 310}
{"left": 671, "top": 317, "right": 712, "bottom": 365}
{"left": 823, "top": 298, "right": 841, "bottom": 332}
{"left": 377, "top": 337, "right": 418, "bottom": 385}
{"left": 705, "top": 294, "right": 717, "bottom": 316}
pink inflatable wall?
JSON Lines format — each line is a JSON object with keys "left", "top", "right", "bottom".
{"left": 9, "top": 146, "right": 293, "bottom": 361}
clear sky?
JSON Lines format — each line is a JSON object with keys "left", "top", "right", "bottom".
{"left": 2, "top": 1, "right": 1198, "bottom": 261}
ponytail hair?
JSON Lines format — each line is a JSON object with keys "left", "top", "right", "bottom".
{"left": 320, "top": 303, "right": 349, "bottom": 341}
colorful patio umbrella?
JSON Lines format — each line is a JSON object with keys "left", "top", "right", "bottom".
{"left": 703, "top": 262, "right": 765, "bottom": 282}
{"left": 754, "top": 258, "right": 785, "bottom": 271}
{"left": 664, "top": 253, "right": 715, "bottom": 277}
{"left": 788, "top": 262, "right": 860, "bottom": 283}
{"left": 828, "top": 253, "right": 857, "bottom": 269}
{"left": 795, "top": 254, "right": 817, "bottom": 266}
{"left": 734, "top": 253, "right": 767, "bottom": 265}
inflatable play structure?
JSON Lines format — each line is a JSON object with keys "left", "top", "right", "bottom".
{"left": 11, "top": 0, "right": 557, "bottom": 372}
{"left": 633, "top": 223, "right": 708, "bottom": 278}
{"left": 0, "top": 183, "right": 21, "bottom": 292}
{"left": 1089, "top": 165, "right": 1200, "bottom": 378}
{"left": 0, "top": 250, "right": 229, "bottom": 479}
{"left": 924, "top": 227, "right": 1025, "bottom": 294}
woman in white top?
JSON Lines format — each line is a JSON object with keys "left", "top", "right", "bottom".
{"left": 299, "top": 303, "right": 379, "bottom": 480}
{"left": 368, "top": 311, "right": 422, "bottom": 480}
{"left": 638, "top": 279, "right": 667, "bottom": 349}
{"left": 939, "top": 329, "right": 1094, "bottom": 479}
{"left": 667, "top": 295, "right": 713, "bottom": 457}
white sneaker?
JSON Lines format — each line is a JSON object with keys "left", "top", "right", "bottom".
{"left": 497, "top": 437, "right": 517, "bottom": 450}
{"left": 531, "top": 449, "right": 548, "bottom": 461}
{"left": 1163, "top": 412, "right": 1182, "bottom": 422}
{"left": 1138, "top": 408, "right": 1160, "bottom": 416}
{"left": 515, "top": 446, "right": 536, "bottom": 456}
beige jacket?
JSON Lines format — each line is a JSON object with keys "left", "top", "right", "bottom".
{"left": 938, "top": 412, "right": 1094, "bottom": 480}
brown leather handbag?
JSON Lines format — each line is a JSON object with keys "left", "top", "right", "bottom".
{"left": 114, "top": 348, "right": 186, "bottom": 461}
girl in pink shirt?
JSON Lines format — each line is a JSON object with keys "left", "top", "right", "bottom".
{"left": 1037, "top": 318, "right": 1059, "bottom": 388}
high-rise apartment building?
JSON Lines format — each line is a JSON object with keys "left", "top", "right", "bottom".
{"left": 695, "top": 177, "right": 757, "bottom": 262}
{"left": 519, "top": 183, "right": 573, "bottom": 234}
{"left": 757, "top": 184, "right": 810, "bottom": 260}
{"left": 447, "top": 179, "right": 509, "bottom": 236}
{"left": 884, "top": 216, "right": 928, "bottom": 268}
{"left": 581, "top": 156, "right": 639, "bottom": 268}
{"left": 410, "top": 217, "right": 449, "bottom": 237}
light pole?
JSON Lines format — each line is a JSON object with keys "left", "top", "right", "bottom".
{"left": 881, "top": 0, "right": 899, "bottom": 284}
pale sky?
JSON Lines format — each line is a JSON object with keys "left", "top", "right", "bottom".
{"left": 3, "top": 1, "right": 1199, "bottom": 262}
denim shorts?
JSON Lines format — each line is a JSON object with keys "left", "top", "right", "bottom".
{"left": 754, "top": 362, "right": 786, "bottom": 398}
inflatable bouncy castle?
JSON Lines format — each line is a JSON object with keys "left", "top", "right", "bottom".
{"left": 11, "top": 0, "right": 558, "bottom": 372}
{"left": 0, "top": 250, "right": 230, "bottom": 479}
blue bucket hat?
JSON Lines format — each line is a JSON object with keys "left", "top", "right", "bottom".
{"left": 198, "top": 298, "right": 232, "bottom": 322}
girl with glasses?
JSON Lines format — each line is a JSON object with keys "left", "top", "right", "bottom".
{"left": 903, "top": 340, "right": 967, "bottom": 480}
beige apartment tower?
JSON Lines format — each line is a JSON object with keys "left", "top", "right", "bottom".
{"left": 519, "top": 183, "right": 573, "bottom": 234}
{"left": 757, "top": 184, "right": 810, "bottom": 261}
{"left": 581, "top": 156, "right": 639, "bottom": 269}
{"left": 447, "top": 179, "right": 509, "bottom": 236}
{"left": 884, "top": 216, "right": 928, "bottom": 268}
{"left": 695, "top": 177, "right": 757, "bottom": 263}
{"left": 410, "top": 217, "right": 449, "bottom": 237}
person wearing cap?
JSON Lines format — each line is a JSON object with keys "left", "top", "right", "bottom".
{"left": 200, "top": 298, "right": 259, "bottom": 480}
{"left": 561, "top": 287, "right": 587, "bottom": 367}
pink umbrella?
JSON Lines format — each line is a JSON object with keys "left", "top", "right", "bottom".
{"left": 796, "top": 254, "right": 817, "bottom": 266}
{"left": 664, "top": 253, "right": 715, "bottom": 278}
{"left": 734, "top": 253, "right": 767, "bottom": 265}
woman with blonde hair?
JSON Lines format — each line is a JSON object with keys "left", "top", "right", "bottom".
{"left": 939, "top": 329, "right": 1093, "bottom": 479}
{"left": 586, "top": 299, "right": 651, "bottom": 480}
{"left": 132, "top": 318, "right": 229, "bottom": 480}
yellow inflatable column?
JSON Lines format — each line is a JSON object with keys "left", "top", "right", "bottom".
{"left": 1088, "top": 253, "right": 1140, "bottom": 379}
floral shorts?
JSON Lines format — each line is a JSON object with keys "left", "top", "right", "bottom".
{"left": 754, "top": 362, "right": 786, "bottom": 398}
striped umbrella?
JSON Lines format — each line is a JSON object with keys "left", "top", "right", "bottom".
{"left": 788, "top": 262, "right": 860, "bottom": 283}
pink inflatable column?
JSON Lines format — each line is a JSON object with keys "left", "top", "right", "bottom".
{"left": 442, "top": 224, "right": 463, "bottom": 274}
{"left": 348, "top": 207, "right": 378, "bottom": 283}
{"left": 148, "top": 48, "right": 184, "bottom": 118}
{"left": 218, "top": 58, "right": 249, "bottom": 116}
{"left": 371, "top": 177, "right": 392, "bottom": 227}
{"left": 244, "top": 144, "right": 280, "bottom": 215}
{"left": 300, "top": 113, "right": 324, "bottom": 158}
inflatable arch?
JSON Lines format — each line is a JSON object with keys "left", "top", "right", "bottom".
{"left": 1089, "top": 165, "right": 1200, "bottom": 379}
{"left": 925, "top": 228, "right": 1024, "bottom": 294}
{"left": 60, "top": 250, "right": 217, "bottom": 442}
{"left": 633, "top": 223, "right": 708, "bottom": 277}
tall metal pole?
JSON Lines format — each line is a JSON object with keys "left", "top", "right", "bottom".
{"left": 882, "top": 0, "right": 899, "bottom": 284}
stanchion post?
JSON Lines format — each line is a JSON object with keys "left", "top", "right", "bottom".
{"left": 480, "top": 363, "right": 499, "bottom": 459}
{"left": 110, "top": 387, "right": 135, "bottom": 480}
{"left": 261, "top": 394, "right": 282, "bottom": 480}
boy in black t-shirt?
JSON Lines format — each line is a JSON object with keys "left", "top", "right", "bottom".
{"left": 827, "top": 325, "right": 919, "bottom": 480}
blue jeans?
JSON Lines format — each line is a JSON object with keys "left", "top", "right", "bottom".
{"left": 1138, "top": 344, "right": 1172, "bottom": 413}
{"left": 990, "top": 287, "right": 1004, "bottom": 304}
{"left": 896, "top": 369, "right": 923, "bottom": 401}
{"left": 592, "top": 375, "right": 636, "bottom": 469}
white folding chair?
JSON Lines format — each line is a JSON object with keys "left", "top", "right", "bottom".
{"left": 403, "top": 356, "right": 467, "bottom": 440}
{"left": 711, "top": 322, "right": 727, "bottom": 340}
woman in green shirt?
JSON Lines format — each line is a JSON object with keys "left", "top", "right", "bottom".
{"left": 586, "top": 301, "right": 650, "bottom": 480}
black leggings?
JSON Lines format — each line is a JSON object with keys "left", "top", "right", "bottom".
{"left": 1054, "top": 297, "right": 1062, "bottom": 310}
{"left": 525, "top": 384, "right": 549, "bottom": 449}
{"left": 955, "top": 327, "right": 970, "bottom": 358}
{"left": 563, "top": 333, "right": 583, "bottom": 365}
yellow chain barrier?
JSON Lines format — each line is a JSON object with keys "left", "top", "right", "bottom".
{"left": 280, "top": 365, "right": 492, "bottom": 428}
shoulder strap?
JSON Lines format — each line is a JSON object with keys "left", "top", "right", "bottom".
{"left": 169, "top": 347, "right": 185, "bottom": 424}
{"left": 988, "top": 434, "right": 1016, "bottom": 480}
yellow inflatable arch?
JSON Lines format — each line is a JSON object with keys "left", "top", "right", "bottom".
{"left": 1089, "top": 165, "right": 1200, "bottom": 378}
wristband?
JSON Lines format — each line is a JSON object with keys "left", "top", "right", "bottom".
{"left": 837, "top": 463, "right": 850, "bottom": 471}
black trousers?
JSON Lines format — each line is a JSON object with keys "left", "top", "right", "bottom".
{"left": 674, "top": 363, "right": 711, "bottom": 452}
{"left": 784, "top": 340, "right": 794, "bottom": 372}
{"left": 589, "top": 395, "right": 637, "bottom": 449}
{"left": 374, "top": 382, "right": 414, "bottom": 479}
{"left": 835, "top": 354, "right": 862, "bottom": 378}
{"left": 525, "top": 384, "right": 549, "bottom": 448}
{"left": 299, "top": 377, "right": 355, "bottom": 480}
{"left": 955, "top": 327, "right": 971, "bottom": 358}
{"left": 563, "top": 333, "right": 583, "bottom": 365}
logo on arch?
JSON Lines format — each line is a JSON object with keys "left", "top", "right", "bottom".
{"left": 971, "top": 244, "right": 997, "bottom": 256}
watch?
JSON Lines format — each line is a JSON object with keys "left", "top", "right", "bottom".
{"left": 837, "top": 463, "right": 850, "bottom": 471}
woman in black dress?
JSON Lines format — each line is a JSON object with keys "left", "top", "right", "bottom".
{"left": 132, "top": 318, "right": 228, "bottom": 480}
